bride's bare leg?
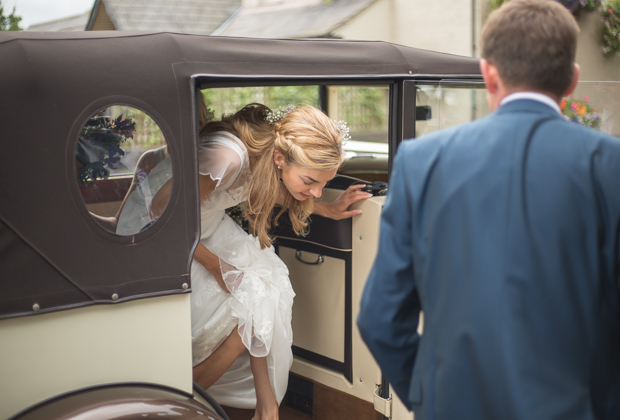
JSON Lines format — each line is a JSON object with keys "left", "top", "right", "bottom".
{"left": 193, "top": 326, "right": 247, "bottom": 390}
{"left": 251, "top": 355, "right": 279, "bottom": 420}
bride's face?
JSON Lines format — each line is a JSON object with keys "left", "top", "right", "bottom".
{"left": 274, "top": 152, "right": 337, "bottom": 201}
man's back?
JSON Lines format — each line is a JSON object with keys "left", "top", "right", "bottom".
{"left": 359, "top": 1, "right": 620, "bottom": 418}
{"left": 386, "top": 99, "right": 620, "bottom": 419}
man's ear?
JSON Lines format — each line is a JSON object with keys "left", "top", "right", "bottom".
{"left": 480, "top": 59, "right": 499, "bottom": 94}
{"left": 563, "top": 63, "right": 580, "bottom": 97}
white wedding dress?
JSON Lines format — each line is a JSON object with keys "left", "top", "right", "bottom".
{"left": 116, "top": 131, "right": 295, "bottom": 408}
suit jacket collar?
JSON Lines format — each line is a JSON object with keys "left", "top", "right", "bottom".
{"left": 495, "top": 98, "right": 564, "bottom": 120}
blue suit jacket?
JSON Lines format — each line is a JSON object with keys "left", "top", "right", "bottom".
{"left": 357, "top": 99, "right": 620, "bottom": 419}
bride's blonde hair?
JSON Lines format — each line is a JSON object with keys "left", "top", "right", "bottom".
{"left": 200, "top": 103, "right": 344, "bottom": 249}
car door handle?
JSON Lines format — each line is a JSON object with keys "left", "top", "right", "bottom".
{"left": 295, "top": 250, "right": 324, "bottom": 265}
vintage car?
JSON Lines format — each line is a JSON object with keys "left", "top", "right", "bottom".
{"left": 0, "top": 30, "right": 489, "bottom": 420}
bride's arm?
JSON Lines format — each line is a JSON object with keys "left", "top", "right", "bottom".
{"left": 149, "top": 179, "right": 173, "bottom": 219}
{"left": 194, "top": 242, "right": 229, "bottom": 293}
{"left": 150, "top": 174, "right": 217, "bottom": 218}
{"left": 151, "top": 174, "right": 230, "bottom": 292}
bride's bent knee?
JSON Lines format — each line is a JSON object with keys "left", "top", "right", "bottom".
{"left": 225, "top": 325, "right": 247, "bottom": 356}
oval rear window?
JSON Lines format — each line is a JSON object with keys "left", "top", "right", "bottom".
{"left": 75, "top": 105, "right": 172, "bottom": 235}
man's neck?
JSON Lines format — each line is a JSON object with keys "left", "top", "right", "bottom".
{"left": 504, "top": 87, "right": 561, "bottom": 104}
{"left": 488, "top": 87, "right": 560, "bottom": 112}
{"left": 500, "top": 91, "right": 562, "bottom": 114}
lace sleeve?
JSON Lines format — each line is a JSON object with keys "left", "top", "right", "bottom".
{"left": 198, "top": 140, "right": 244, "bottom": 191}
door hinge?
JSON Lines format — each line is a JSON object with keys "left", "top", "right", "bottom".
{"left": 374, "top": 384, "right": 392, "bottom": 418}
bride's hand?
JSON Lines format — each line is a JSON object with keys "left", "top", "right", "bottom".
{"left": 193, "top": 243, "right": 230, "bottom": 293}
{"left": 319, "top": 184, "right": 372, "bottom": 220}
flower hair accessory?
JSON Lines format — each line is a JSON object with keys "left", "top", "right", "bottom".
{"left": 265, "top": 104, "right": 297, "bottom": 124}
{"left": 334, "top": 119, "right": 351, "bottom": 142}
{"left": 266, "top": 104, "right": 351, "bottom": 142}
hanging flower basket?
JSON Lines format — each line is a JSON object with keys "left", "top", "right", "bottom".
{"left": 561, "top": 96, "right": 603, "bottom": 129}
{"left": 561, "top": 0, "right": 602, "bottom": 13}
{"left": 600, "top": 0, "right": 620, "bottom": 56}
{"left": 76, "top": 114, "right": 136, "bottom": 184}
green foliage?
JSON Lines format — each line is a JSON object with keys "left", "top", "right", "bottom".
{"left": 490, "top": 0, "right": 509, "bottom": 11}
{"left": 600, "top": 0, "right": 620, "bottom": 56}
{"left": 0, "top": 1, "right": 22, "bottom": 31}
{"left": 336, "top": 87, "right": 388, "bottom": 134}
{"left": 203, "top": 86, "right": 319, "bottom": 118}
{"left": 131, "top": 111, "right": 165, "bottom": 148}
{"left": 202, "top": 85, "right": 389, "bottom": 140}
{"left": 579, "top": 0, "right": 604, "bottom": 12}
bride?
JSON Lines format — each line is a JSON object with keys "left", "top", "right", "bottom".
{"left": 117, "top": 103, "right": 370, "bottom": 420}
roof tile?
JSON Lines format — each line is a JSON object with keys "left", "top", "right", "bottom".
{"left": 105, "top": 0, "right": 242, "bottom": 34}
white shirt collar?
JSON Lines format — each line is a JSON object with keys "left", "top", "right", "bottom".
{"left": 500, "top": 92, "right": 561, "bottom": 114}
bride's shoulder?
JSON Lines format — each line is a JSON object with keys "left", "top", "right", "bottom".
{"left": 200, "top": 131, "right": 245, "bottom": 151}
{"left": 198, "top": 131, "right": 248, "bottom": 175}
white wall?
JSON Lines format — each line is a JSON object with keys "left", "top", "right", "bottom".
{"left": 332, "top": 0, "right": 393, "bottom": 43}
{"left": 574, "top": 10, "right": 620, "bottom": 81}
{"left": 392, "top": 0, "right": 473, "bottom": 55}
{"left": 336, "top": 0, "right": 620, "bottom": 81}
{"left": 334, "top": 0, "right": 474, "bottom": 57}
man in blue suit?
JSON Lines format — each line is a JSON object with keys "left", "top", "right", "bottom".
{"left": 357, "top": 0, "right": 620, "bottom": 418}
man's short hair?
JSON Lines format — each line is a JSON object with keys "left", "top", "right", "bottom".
{"left": 481, "top": 0, "right": 579, "bottom": 98}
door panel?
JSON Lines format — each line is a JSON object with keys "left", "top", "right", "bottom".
{"left": 277, "top": 188, "right": 386, "bottom": 407}
{"left": 280, "top": 247, "right": 346, "bottom": 363}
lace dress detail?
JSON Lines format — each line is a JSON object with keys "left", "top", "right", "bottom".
{"left": 189, "top": 132, "right": 294, "bottom": 409}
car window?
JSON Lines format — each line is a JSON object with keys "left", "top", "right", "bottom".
{"left": 414, "top": 81, "right": 620, "bottom": 139}
{"left": 415, "top": 83, "right": 490, "bottom": 137}
{"left": 200, "top": 84, "right": 391, "bottom": 183}
{"left": 325, "top": 85, "right": 390, "bottom": 182}
{"left": 75, "top": 105, "right": 170, "bottom": 234}
{"left": 325, "top": 85, "right": 389, "bottom": 144}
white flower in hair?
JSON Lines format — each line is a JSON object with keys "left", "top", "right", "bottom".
{"left": 266, "top": 104, "right": 351, "bottom": 142}
{"left": 266, "top": 104, "right": 297, "bottom": 124}
{"left": 334, "top": 120, "right": 351, "bottom": 142}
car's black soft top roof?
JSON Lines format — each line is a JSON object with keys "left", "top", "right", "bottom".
{"left": 0, "top": 32, "right": 481, "bottom": 320}
{"left": 0, "top": 31, "right": 480, "bottom": 79}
